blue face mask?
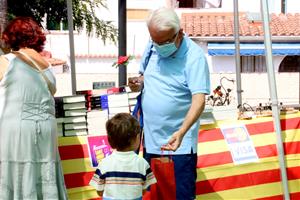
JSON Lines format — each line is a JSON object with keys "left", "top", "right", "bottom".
{"left": 153, "top": 42, "right": 178, "bottom": 58}
{"left": 153, "top": 32, "right": 179, "bottom": 57}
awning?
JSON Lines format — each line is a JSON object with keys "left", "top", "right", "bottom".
{"left": 208, "top": 43, "right": 300, "bottom": 56}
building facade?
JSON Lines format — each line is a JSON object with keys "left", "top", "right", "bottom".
{"left": 46, "top": 0, "right": 300, "bottom": 106}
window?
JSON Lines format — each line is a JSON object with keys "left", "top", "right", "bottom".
{"left": 178, "top": 0, "right": 194, "bottom": 8}
{"left": 201, "top": 0, "right": 222, "bottom": 8}
{"left": 241, "top": 56, "right": 266, "bottom": 73}
{"left": 47, "top": 19, "right": 68, "bottom": 31}
{"left": 278, "top": 56, "right": 300, "bottom": 72}
{"left": 168, "top": 0, "right": 222, "bottom": 8}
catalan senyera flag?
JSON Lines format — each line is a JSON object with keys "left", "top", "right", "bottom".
{"left": 58, "top": 113, "right": 300, "bottom": 200}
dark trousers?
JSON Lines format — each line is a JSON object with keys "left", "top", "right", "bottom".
{"left": 144, "top": 148, "right": 197, "bottom": 200}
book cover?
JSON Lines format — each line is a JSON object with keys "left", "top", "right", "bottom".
{"left": 55, "top": 109, "right": 65, "bottom": 118}
{"left": 64, "top": 109, "right": 87, "bottom": 117}
{"left": 107, "top": 87, "right": 120, "bottom": 94}
{"left": 64, "top": 116, "right": 87, "bottom": 124}
{"left": 90, "top": 103, "right": 102, "bottom": 109}
{"left": 54, "top": 97, "right": 64, "bottom": 118}
{"left": 91, "top": 96, "right": 101, "bottom": 102}
{"left": 87, "top": 117, "right": 107, "bottom": 126}
{"left": 89, "top": 101, "right": 101, "bottom": 106}
{"left": 100, "top": 95, "right": 108, "bottom": 101}
{"left": 64, "top": 122, "right": 87, "bottom": 130}
{"left": 128, "top": 92, "right": 140, "bottom": 99}
{"left": 108, "top": 93, "right": 129, "bottom": 108}
{"left": 107, "top": 93, "right": 129, "bottom": 102}
{"left": 87, "top": 110, "right": 108, "bottom": 118}
{"left": 76, "top": 90, "right": 93, "bottom": 96}
{"left": 56, "top": 117, "right": 65, "bottom": 124}
{"left": 101, "top": 101, "right": 108, "bottom": 109}
{"left": 91, "top": 89, "right": 108, "bottom": 96}
{"left": 128, "top": 99, "right": 137, "bottom": 106}
{"left": 63, "top": 102, "right": 86, "bottom": 110}
{"left": 64, "top": 129, "right": 88, "bottom": 137}
{"left": 87, "top": 123, "right": 106, "bottom": 130}
{"left": 63, "top": 95, "right": 86, "bottom": 104}
{"left": 88, "top": 128, "right": 107, "bottom": 136}
{"left": 87, "top": 123, "right": 107, "bottom": 135}
{"left": 54, "top": 96, "right": 64, "bottom": 105}
{"left": 108, "top": 106, "right": 130, "bottom": 114}
{"left": 108, "top": 101, "right": 129, "bottom": 108}
{"left": 86, "top": 135, "right": 113, "bottom": 167}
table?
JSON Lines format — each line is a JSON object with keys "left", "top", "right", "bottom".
{"left": 196, "top": 112, "right": 300, "bottom": 199}
{"left": 58, "top": 112, "right": 300, "bottom": 199}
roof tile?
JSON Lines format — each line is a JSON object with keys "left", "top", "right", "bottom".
{"left": 181, "top": 12, "right": 300, "bottom": 37}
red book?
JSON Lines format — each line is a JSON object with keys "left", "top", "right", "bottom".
{"left": 107, "top": 87, "right": 120, "bottom": 94}
{"left": 76, "top": 90, "right": 93, "bottom": 96}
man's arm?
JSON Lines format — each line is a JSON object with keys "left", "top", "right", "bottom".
{"left": 162, "top": 93, "right": 206, "bottom": 151}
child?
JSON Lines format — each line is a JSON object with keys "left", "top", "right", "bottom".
{"left": 89, "top": 113, "right": 156, "bottom": 199}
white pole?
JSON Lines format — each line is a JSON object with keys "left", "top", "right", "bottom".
{"left": 67, "top": 0, "right": 77, "bottom": 95}
{"left": 233, "top": 0, "right": 243, "bottom": 110}
{"left": 261, "top": 0, "right": 290, "bottom": 199}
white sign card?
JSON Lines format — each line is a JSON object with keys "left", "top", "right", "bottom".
{"left": 220, "top": 124, "right": 259, "bottom": 165}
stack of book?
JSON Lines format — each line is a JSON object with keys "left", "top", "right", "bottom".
{"left": 54, "top": 97, "right": 65, "bottom": 137}
{"left": 100, "top": 94, "right": 108, "bottom": 110}
{"left": 54, "top": 97, "right": 64, "bottom": 118}
{"left": 107, "top": 93, "right": 130, "bottom": 119}
{"left": 54, "top": 89, "right": 142, "bottom": 137}
{"left": 87, "top": 109, "right": 108, "bottom": 135}
{"left": 62, "top": 95, "right": 88, "bottom": 136}
{"left": 107, "top": 86, "right": 127, "bottom": 94}
{"left": 90, "top": 95, "right": 102, "bottom": 110}
{"left": 76, "top": 90, "right": 93, "bottom": 111}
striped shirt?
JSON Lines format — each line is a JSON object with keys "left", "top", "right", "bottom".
{"left": 89, "top": 151, "right": 156, "bottom": 199}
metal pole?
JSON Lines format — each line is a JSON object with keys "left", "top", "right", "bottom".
{"left": 233, "top": 0, "right": 243, "bottom": 110}
{"left": 67, "top": 0, "right": 77, "bottom": 95}
{"left": 261, "top": 0, "right": 290, "bottom": 199}
{"left": 118, "top": 0, "right": 127, "bottom": 87}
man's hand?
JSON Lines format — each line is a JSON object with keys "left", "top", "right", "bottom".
{"left": 128, "top": 76, "right": 144, "bottom": 92}
{"left": 161, "top": 131, "right": 184, "bottom": 152}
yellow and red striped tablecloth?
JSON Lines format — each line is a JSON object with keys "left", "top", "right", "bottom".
{"left": 58, "top": 113, "right": 300, "bottom": 200}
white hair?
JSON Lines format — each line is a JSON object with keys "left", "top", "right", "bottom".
{"left": 147, "top": 7, "right": 180, "bottom": 33}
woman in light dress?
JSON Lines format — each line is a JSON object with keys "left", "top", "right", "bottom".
{"left": 0, "top": 17, "right": 68, "bottom": 199}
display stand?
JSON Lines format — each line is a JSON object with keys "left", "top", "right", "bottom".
{"left": 58, "top": 112, "right": 300, "bottom": 199}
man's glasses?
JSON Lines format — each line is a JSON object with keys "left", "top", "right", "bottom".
{"left": 152, "top": 31, "right": 179, "bottom": 46}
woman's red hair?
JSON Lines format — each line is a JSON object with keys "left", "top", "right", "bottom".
{"left": 2, "top": 17, "right": 46, "bottom": 52}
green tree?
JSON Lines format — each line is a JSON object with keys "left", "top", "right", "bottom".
{"left": 6, "top": 0, "right": 117, "bottom": 44}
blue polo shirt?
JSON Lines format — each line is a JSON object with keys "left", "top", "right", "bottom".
{"left": 139, "top": 36, "right": 210, "bottom": 155}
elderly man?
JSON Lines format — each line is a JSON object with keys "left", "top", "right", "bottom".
{"left": 128, "top": 7, "right": 210, "bottom": 199}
